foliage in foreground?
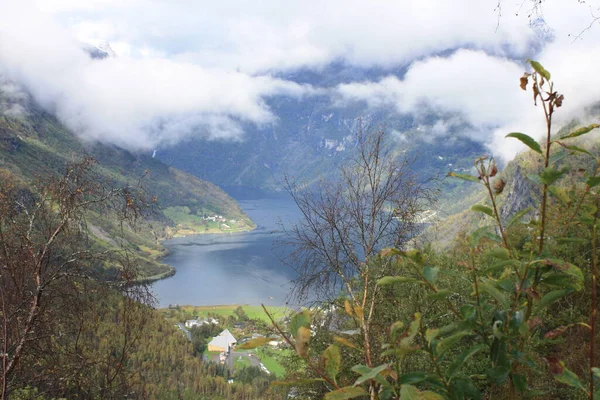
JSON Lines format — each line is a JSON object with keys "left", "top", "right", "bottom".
{"left": 246, "top": 61, "right": 600, "bottom": 399}
{"left": 0, "top": 160, "right": 283, "bottom": 399}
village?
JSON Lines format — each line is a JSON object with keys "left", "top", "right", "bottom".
{"left": 200, "top": 214, "right": 237, "bottom": 230}
{"left": 164, "top": 305, "right": 288, "bottom": 383}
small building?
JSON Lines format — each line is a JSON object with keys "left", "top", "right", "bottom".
{"left": 185, "top": 319, "right": 203, "bottom": 328}
{"left": 207, "top": 328, "right": 237, "bottom": 353}
{"left": 185, "top": 317, "right": 219, "bottom": 328}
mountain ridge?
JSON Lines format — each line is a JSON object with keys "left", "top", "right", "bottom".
{"left": 0, "top": 82, "right": 255, "bottom": 279}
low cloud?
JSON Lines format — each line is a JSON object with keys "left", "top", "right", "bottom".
{"left": 1, "top": 1, "right": 600, "bottom": 158}
{"left": 0, "top": 2, "right": 311, "bottom": 150}
{"left": 336, "top": 46, "right": 600, "bottom": 161}
{"left": 42, "top": 0, "right": 538, "bottom": 73}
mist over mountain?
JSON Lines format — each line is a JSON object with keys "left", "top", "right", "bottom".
{"left": 1, "top": 0, "right": 600, "bottom": 178}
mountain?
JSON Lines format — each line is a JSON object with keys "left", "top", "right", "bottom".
{"left": 157, "top": 67, "right": 487, "bottom": 195}
{"left": 0, "top": 82, "right": 254, "bottom": 280}
{"left": 423, "top": 120, "right": 600, "bottom": 251}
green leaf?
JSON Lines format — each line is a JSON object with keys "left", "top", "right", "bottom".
{"left": 482, "top": 259, "right": 520, "bottom": 274}
{"left": 351, "top": 363, "right": 391, "bottom": 386}
{"left": 471, "top": 204, "right": 494, "bottom": 217}
{"left": 469, "top": 226, "right": 491, "bottom": 247}
{"left": 399, "top": 385, "right": 444, "bottom": 400}
{"left": 548, "top": 186, "right": 571, "bottom": 206}
{"left": 398, "top": 313, "right": 422, "bottom": 356}
{"left": 559, "top": 143, "right": 594, "bottom": 157}
{"left": 544, "top": 259, "right": 584, "bottom": 291}
{"left": 579, "top": 214, "right": 595, "bottom": 226}
{"left": 592, "top": 367, "right": 600, "bottom": 384}
{"left": 486, "top": 366, "right": 510, "bottom": 384}
{"left": 324, "top": 386, "right": 369, "bottom": 400}
{"left": 560, "top": 123, "right": 600, "bottom": 139}
{"left": 436, "top": 332, "right": 471, "bottom": 360}
{"left": 539, "top": 167, "right": 569, "bottom": 185}
{"left": 289, "top": 310, "right": 311, "bottom": 340}
{"left": 542, "top": 273, "right": 574, "bottom": 287}
{"left": 236, "top": 337, "right": 272, "bottom": 350}
{"left": 447, "top": 344, "right": 486, "bottom": 379}
{"left": 484, "top": 231, "right": 503, "bottom": 243}
{"left": 548, "top": 150, "right": 569, "bottom": 166}
{"left": 506, "top": 207, "right": 533, "bottom": 228}
{"left": 428, "top": 289, "right": 452, "bottom": 301}
{"left": 423, "top": 266, "right": 439, "bottom": 285}
{"left": 333, "top": 336, "right": 357, "bottom": 349}
{"left": 380, "top": 247, "right": 406, "bottom": 258}
{"left": 460, "top": 304, "right": 477, "bottom": 320}
{"left": 449, "top": 377, "right": 482, "bottom": 400}
{"left": 506, "top": 132, "right": 542, "bottom": 154}
{"left": 398, "top": 372, "right": 427, "bottom": 385}
{"left": 546, "top": 358, "right": 587, "bottom": 392}
{"left": 425, "top": 328, "right": 439, "bottom": 347}
{"left": 448, "top": 171, "right": 480, "bottom": 183}
{"left": 406, "top": 249, "right": 425, "bottom": 265}
{"left": 485, "top": 247, "right": 509, "bottom": 260}
{"left": 323, "top": 345, "right": 341, "bottom": 382}
{"left": 586, "top": 176, "right": 600, "bottom": 188}
{"left": 377, "top": 276, "right": 420, "bottom": 286}
{"left": 538, "top": 289, "right": 570, "bottom": 310}
{"left": 295, "top": 326, "right": 311, "bottom": 357}
{"left": 528, "top": 59, "right": 551, "bottom": 81}
{"left": 390, "top": 321, "right": 405, "bottom": 340}
{"left": 527, "top": 173, "right": 542, "bottom": 185}
{"left": 479, "top": 281, "right": 509, "bottom": 308}
{"left": 512, "top": 374, "right": 527, "bottom": 393}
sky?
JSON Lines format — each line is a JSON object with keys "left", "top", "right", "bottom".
{"left": 0, "top": 0, "right": 599, "bottom": 159}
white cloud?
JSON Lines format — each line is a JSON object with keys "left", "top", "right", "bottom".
{"left": 39, "top": 0, "right": 538, "bottom": 73}
{"left": 336, "top": 44, "right": 600, "bottom": 161}
{"left": 0, "top": 0, "right": 599, "bottom": 158}
{"left": 335, "top": 50, "right": 533, "bottom": 144}
{"left": 0, "top": 1, "right": 311, "bottom": 150}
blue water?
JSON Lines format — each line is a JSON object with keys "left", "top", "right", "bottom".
{"left": 151, "top": 196, "right": 301, "bottom": 307}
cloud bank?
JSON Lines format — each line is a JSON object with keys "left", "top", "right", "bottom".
{"left": 0, "top": 2, "right": 311, "bottom": 149}
{"left": 0, "top": 0, "right": 599, "bottom": 158}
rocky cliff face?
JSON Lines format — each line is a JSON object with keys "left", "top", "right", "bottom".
{"left": 500, "top": 165, "right": 540, "bottom": 222}
{"left": 158, "top": 92, "right": 485, "bottom": 193}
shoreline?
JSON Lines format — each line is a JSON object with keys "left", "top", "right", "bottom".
{"left": 140, "top": 223, "right": 258, "bottom": 284}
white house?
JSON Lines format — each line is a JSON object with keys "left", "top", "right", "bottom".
{"left": 208, "top": 328, "right": 237, "bottom": 352}
{"left": 184, "top": 317, "right": 219, "bottom": 328}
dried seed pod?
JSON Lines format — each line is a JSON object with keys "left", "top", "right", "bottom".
{"left": 490, "top": 161, "right": 498, "bottom": 177}
{"left": 555, "top": 94, "right": 564, "bottom": 108}
{"left": 493, "top": 178, "right": 506, "bottom": 195}
{"left": 520, "top": 75, "right": 529, "bottom": 90}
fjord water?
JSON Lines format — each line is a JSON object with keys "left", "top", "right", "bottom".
{"left": 151, "top": 195, "right": 301, "bottom": 308}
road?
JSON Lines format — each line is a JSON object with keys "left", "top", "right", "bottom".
{"left": 176, "top": 323, "right": 192, "bottom": 341}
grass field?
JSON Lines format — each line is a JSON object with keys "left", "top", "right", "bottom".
{"left": 256, "top": 348, "right": 287, "bottom": 377}
{"left": 234, "top": 355, "right": 250, "bottom": 370}
{"left": 161, "top": 304, "right": 289, "bottom": 323}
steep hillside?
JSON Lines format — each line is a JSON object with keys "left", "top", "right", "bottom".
{"left": 0, "top": 89, "right": 254, "bottom": 279}
{"left": 425, "top": 122, "right": 600, "bottom": 251}
{"left": 158, "top": 70, "right": 486, "bottom": 193}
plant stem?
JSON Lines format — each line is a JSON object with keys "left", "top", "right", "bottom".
{"left": 591, "top": 206, "right": 598, "bottom": 399}
{"left": 560, "top": 164, "right": 600, "bottom": 237}
{"left": 470, "top": 249, "right": 489, "bottom": 347}
{"left": 261, "top": 304, "right": 340, "bottom": 390}
{"left": 538, "top": 79, "right": 552, "bottom": 255}
{"left": 484, "top": 175, "right": 509, "bottom": 251}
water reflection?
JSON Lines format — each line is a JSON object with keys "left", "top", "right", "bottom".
{"left": 151, "top": 196, "right": 300, "bottom": 307}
